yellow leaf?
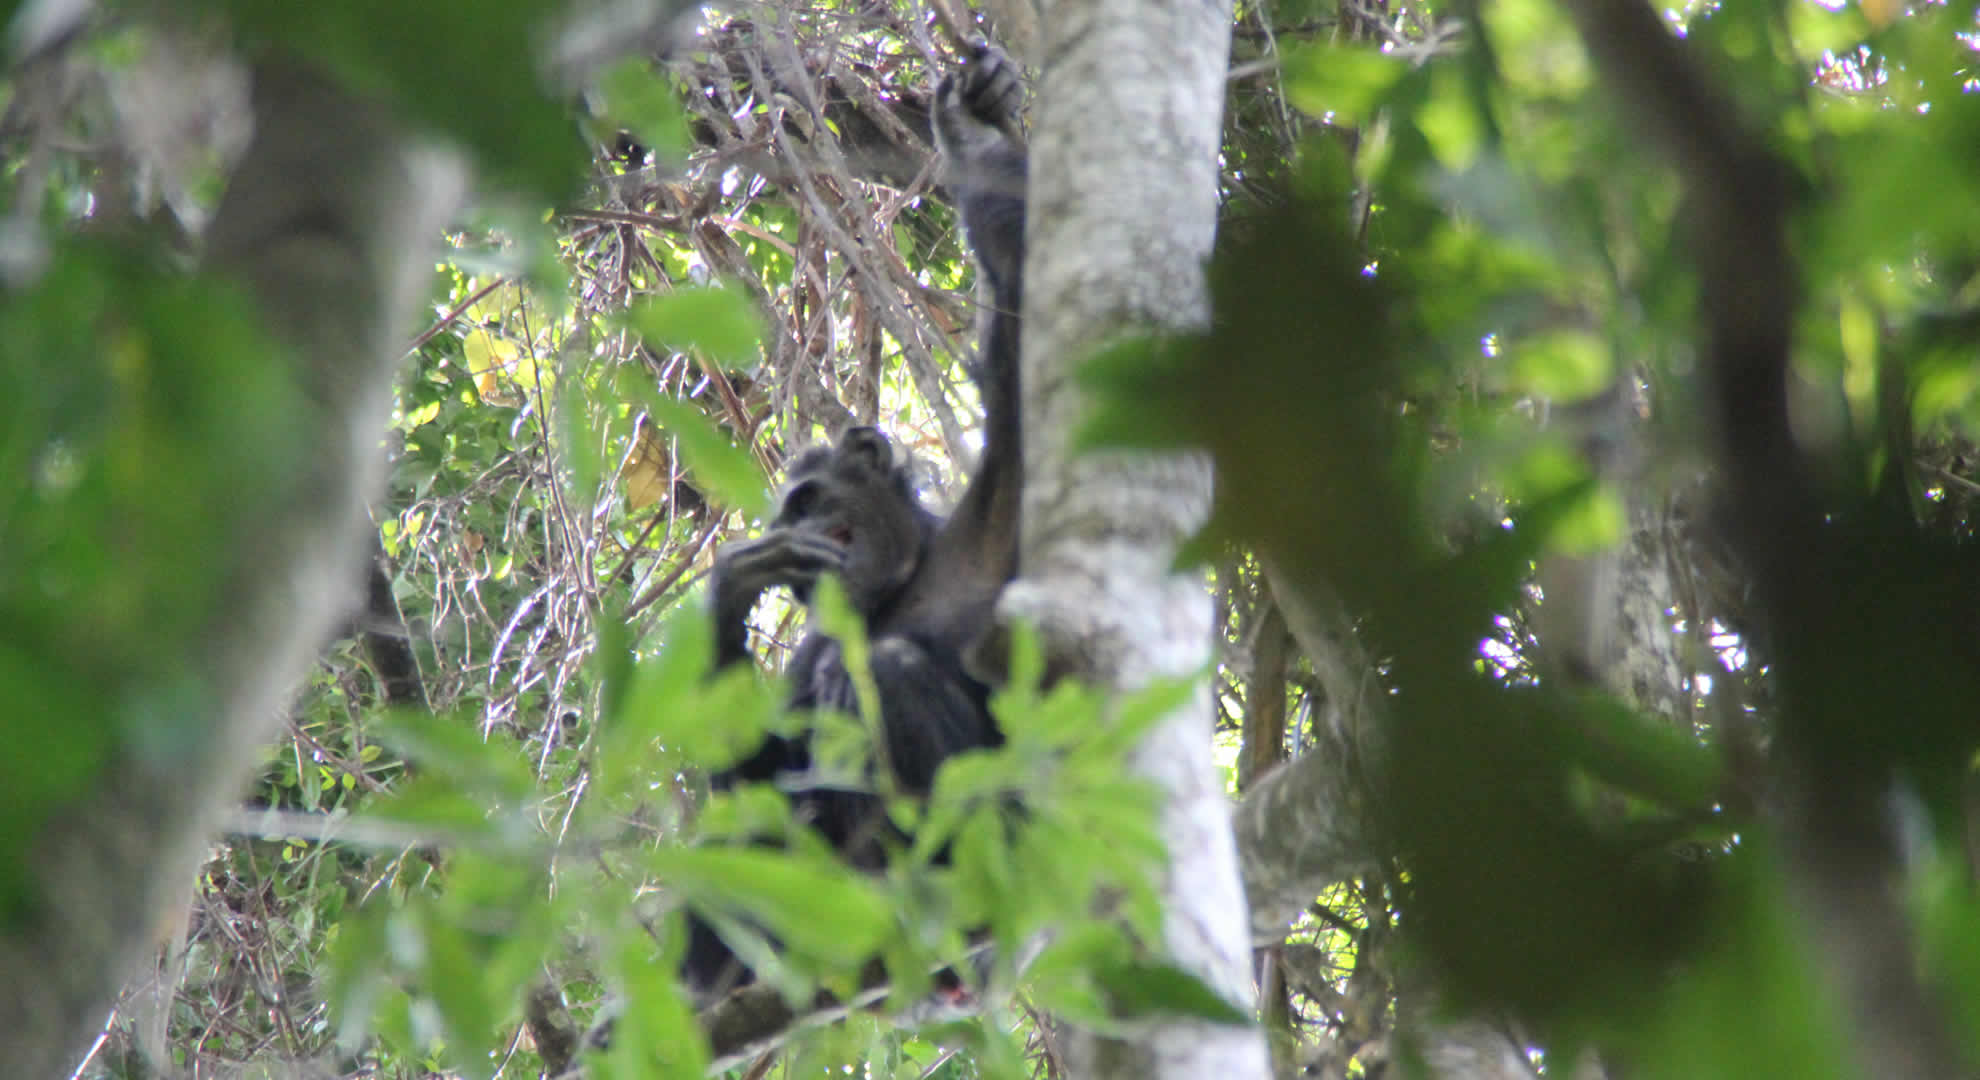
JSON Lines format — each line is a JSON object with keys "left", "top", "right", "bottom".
{"left": 463, "top": 281, "right": 525, "bottom": 327}
{"left": 623, "top": 416, "right": 672, "bottom": 511}
{"left": 462, "top": 328, "right": 521, "bottom": 398}
{"left": 1840, "top": 294, "right": 1877, "bottom": 413}
{"left": 1860, "top": 0, "right": 1900, "bottom": 29}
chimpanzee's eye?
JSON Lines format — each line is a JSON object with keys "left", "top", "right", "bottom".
{"left": 781, "top": 480, "right": 821, "bottom": 520}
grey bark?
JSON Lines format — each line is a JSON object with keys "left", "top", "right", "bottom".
{"left": 1232, "top": 399, "right": 1693, "bottom": 939}
{"left": 990, "top": 0, "right": 1270, "bottom": 1076}
{"left": 1236, "top": 563, "right": 1385, "bottom": 943}
{"left": 1533, "top": 382, "right": 1688, "bottom": 724}
{"left": 1241, "top": 565, "right": 1589, "bottom": 1080}
{"left": 1533, "top": 492, "right": 1686, "bottom": 719}
{"left": 0, "top": 63, "right": 462, "bottom": 1077}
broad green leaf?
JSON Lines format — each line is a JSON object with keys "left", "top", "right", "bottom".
{"left": 1075, "top": 674, "right": 1201, "bottom": 763}
{"left": 612, "top": 605, "right": 720, "bottom": 780}
{"left": 915, "top": 749, "right": 1026, "bottom": 864}
{"left": 1840, "top": 294, "right": 1876, "bottom": 410}
{"left": 810, "top": 575, "right": 882, "bottom": 736}
{"left": 372, "top": 709, "right": 531, "bottom": 802}
{"left": 1481, "top": 0, "right": 1592, "bottom": 94}
{"left": 1547, "top": 484, "right": 1624, "bottom": 556}
{"left": 603, "top": 935, "right": 707, "bottom": 1080}
{"left": 1092, "top": 960, "right": 1253, "bottom": 1026}
{"left": 215, "top": 0, "right": 582, "bottom": 199}
{"left": 1418, "top": 67, "right": 1485, "bottom": 171}
{"left": 642, "top": 395, "right": 771, "bottom": 519}
{"left": 420, "top": 909, "right": 499, "bottom": 1080}
{"left": 649, "top": 847, "right": 893, "bottom": 966}
{"left": 1633, "top": 856, "right": 1851, "bottom": 1080}
{"left": 597, "top": 59, "right": 690, "bottom": 160}
{"left": 950, "top": 808, "right": 1017, "bottom": 927}
{"left": 558, "top": 368, "right": 608, "bottom": 502}
{"left": 1543, "top": 691, "right": 1724, "bottom": 810}
{"left": 695, "top": 785, "right": 800, "bottom": 844}
{"left": 1512, "top": 330, "right": 1611, "bottom": 401}
{"left": 326, "top": 904, "right": 390, "bottom": 1047}
{"left": 630, "top": 287, "right": 768, "bottom": 370}
{"left": 1283, "top": 44, "right": 1407, "bottom": 125}
{"left": 1496, "top": 440, "right": 1593, "bottom": 501}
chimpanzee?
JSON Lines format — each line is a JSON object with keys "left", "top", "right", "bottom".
{"left": 680, "top": 43, "right": 1029, "bottom": 1000}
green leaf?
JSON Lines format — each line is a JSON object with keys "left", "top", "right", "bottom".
{"left": 216, "top": 0, "right": 583, "bottom": 199}
{"left": 1512, "top": 330, "right": 1612, "bottom": 401}
{"left": 1283, "top": 44, "right": 1408, "bottom": 125}
{"left": 326, "top": 904, "right": 390, "bottom": 1048}
{"left": 1418, "top": 66, "right": 1486, "bottom": 171}
{"left": 558, "top": 369, "right": 608, "bottom": 508}
{"left": 950, "top": 808, "right": 1017, "bottom": 926}
{"left": 1077, "top": 337, "right": 1198, "bottom": 451}
{"left": 1633, "top": 855, "right": 1852, "bottom": 1080}
{"left": 1479, "top": 0, "right": 1592, "bottom": 94}
{"left": 421, "top": 908, "right": 499, "bottom": 1080}
{"left": 1024, "top": 923, "right": 1132, "bottom": 1022}
{"left": 810, "top": 575, "right": 882, "bottom": 735}
{"left": 1547, "top": 483, "right": 1624, "bottom": 556}
{"left": 1091, "top": 959, "right": 1253, "bottom": 1026}
{"left": 1076, "top": 673, "right": 1200, "bottom": 763}
{"left": 1495, "top": 440, "right": 1595, "bottom": 507}
{"left": 915, "top": 749, "right": 1025, "bottom": 864}
{"left": 1545, "top": 691, "right": 1724, "bottom": 811}
{"left": 641, "top": 395, "right": 771, "bottom": 519}
{"left": 0, "top": 646, "right": 106, "bottom": 915}
{"left": 372, "top": 709, "right": 531, "bottom": 802}
{"left": 603, "top": 935, "right": 708, "bottom": 1079}
{"left": 649, "top": 847, "right": 893, "bottom": 967}
{"left": 597, "top": 59, "right": 690, "bottom": 160}
{"left": 360, "top": 776, "right": 501, "bottom": 837}
{"left": 629, "top": 287, "right": 768, "bottom": 370}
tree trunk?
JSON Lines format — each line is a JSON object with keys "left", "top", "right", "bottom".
{"left": 0, "top": 63, "right": 461, "bottom": 1076}
{"left": 994, "top": 0, "right": 1271, "bottom": 1075}
{"left": 1532, "top": 382, "right": 1688, "bottom": 724}
{"left": 1235, "top": 563, "right": 1386, "bottom": 942}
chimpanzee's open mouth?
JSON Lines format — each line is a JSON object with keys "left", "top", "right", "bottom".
{"left": 826, "top": 524, "right": 854, "bottom": 546}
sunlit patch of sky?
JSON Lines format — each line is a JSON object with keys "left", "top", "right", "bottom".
{"left": 1479, "top": 629, "right": 1520, "bottom": 681}
{"left": 1713, "top": 619, "right": 1747, "bottom": 672}
{"left": 1478, "top": 611, "right": 1538, "bottom": 684}
{"left": 1818, "top": 45, "right": 1885, "bottom": 92}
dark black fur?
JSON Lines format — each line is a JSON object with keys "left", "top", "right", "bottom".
{"left": 682, "top": 44, "right": 1029, "bottom": 1001}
